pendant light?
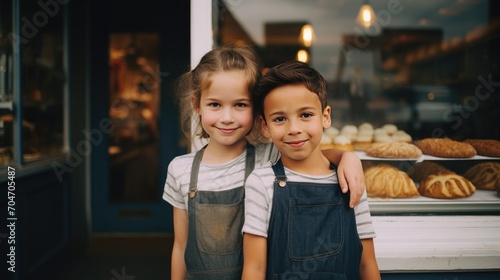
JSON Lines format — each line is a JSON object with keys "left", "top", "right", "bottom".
{"left": 356, "top": 1, "right": 377, "bottom": 28}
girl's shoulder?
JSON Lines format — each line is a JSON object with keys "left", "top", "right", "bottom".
{"left": 167, "top": 152, "right": 197, "bottom": 174}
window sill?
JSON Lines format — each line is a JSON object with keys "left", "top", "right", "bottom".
{"left": 373, "top": 215, "right": 500, "bottom": 272}
{"left": 0, "top": 154, "right": 67, "bottom": 182}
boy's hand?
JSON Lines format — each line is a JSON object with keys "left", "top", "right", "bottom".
{"left": 337, "top": 151, "right": 365, "bottom": 208}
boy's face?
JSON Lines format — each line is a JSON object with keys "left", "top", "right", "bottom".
{"left": 261, "top": 84, "right": 331, "bottom": 163}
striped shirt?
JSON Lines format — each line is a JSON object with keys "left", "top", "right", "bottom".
{"left": 163, "top": 143, "right": 279, "bottom": 210}
{"left": 242, "top": 162, "right": 376, "bottom": 240}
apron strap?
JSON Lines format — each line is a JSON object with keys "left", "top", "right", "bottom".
{"left": 271, "top": 159, "right": 287, "bottom": 188}
{"left": 188, "top": 146, "right": 206, "bottom": 198}
{"left": 243, "top": 143, "right": 255, "bottom": 184}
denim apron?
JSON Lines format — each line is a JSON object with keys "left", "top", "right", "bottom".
{"left": 266, "top": 159, "right": 363, "bottom": 280}
{"left": 184, "top": 144, "right": 255, "bottom": 280}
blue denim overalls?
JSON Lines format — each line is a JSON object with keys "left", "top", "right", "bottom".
{"left": 184, "top": 144, "right": 255, "bottom": 280}
{"left": 266, "top": 159, "right": 363, "bottom": 280}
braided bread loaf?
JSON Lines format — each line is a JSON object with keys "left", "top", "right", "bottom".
{"left": 364, "top": 163, "right": 420, "bottom": 198}
{"left": 419, "top": 172, "right": 476, "bottom": 198}
{"left": 463, "top": 162, "right": 500, "bottom": 190}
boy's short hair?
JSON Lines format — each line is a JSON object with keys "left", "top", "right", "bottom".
{"left": 254, "top": 60, "right": 328, "bottom": 119}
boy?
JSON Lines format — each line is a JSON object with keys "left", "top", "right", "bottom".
{"left": 242, "top": 60, "right": 380, "bottom": 279}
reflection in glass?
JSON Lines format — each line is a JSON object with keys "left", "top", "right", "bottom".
{"left": 21, "top": 1, "right": 65, "bottom": 162}
{"left": 217, "top": 0, "right": 498, "bottom": 139}
{"left": 108, "top": 33, "right": 160, "bottom": 202}
{"left": 0, "top": 0, "right": 13, "bottom": 164}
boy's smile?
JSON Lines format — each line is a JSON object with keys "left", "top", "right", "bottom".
{"left": 261, "top": 84, "right": 331, "bottom": 173}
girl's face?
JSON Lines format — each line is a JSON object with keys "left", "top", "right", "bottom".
{"left": 197, "top": 70, "right": 253, "bottom": 149}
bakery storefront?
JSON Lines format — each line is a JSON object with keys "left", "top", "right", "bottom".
{"left": 198, "top": 0, "right": 500, "bottom": 278}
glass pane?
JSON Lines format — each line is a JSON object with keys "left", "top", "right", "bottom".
{"left": 21, "top": 1, "right": 66, "bottom": 162}
{"left": 216, "top": 0, "right": 499, "bottom": 140}
{"left": 0, "top": 0, "right": 13, "bottom": 165}
{"left": 109, "top": 33, "right": 160, "bottom": 202}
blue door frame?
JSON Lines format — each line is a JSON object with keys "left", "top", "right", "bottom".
{"left": 89, "top": 0, "right": 189, "bottom": 233}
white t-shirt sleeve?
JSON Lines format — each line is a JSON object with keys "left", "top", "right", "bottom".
{"left": 162, "top": 158, "right": 188, "bottom": 210}
{"left": 354, "top": 190, "right": 376, "bottom": 239}
{"left": 243, "top": 171, "right": 271, "bottom": 238}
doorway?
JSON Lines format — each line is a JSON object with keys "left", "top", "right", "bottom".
{"left": 89, "top": 0, "right": 189, "bottom": 233}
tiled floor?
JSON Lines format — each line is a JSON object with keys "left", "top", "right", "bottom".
{"left": 55, "top": 235, "right": 173, "bottom": 280}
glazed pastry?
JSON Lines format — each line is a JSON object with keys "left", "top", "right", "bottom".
{"left": 419, "top": 172, "right": 476, "bottom": 199}
{"left": 463, "top": 139, "right": 500, "bottom": 157}
{"left": 365, "top": 142, "right": 422, "bottom": 158}
{"left": 463, "top": 162, "right": 500, "bottom": 190}
{"left": 364, "top": 163, "right": 420, "bottom": 198}
{"left": 415, "top": 138, "right": 476, "bottom": 158}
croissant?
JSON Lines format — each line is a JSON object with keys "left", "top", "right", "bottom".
{"left": 419, "top": 172, "right": 476, "bottom": 198}
{"left": 463, "top": 162, "right": 500, "bottom": 191}
{"left": 364, "top": 163, "right": 420, "bottom": 198}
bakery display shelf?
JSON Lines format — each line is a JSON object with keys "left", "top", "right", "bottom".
{"left": 368, "top": 190, "right": 500, "bottom": 214}
{"left": 355, "top": 151, "right": 500, "bottom": 162}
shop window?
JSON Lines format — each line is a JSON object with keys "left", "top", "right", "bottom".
{"left": 0, "top": 0, "right": 14, "bottom": 164}
{"left": 1, "top": 0, "right": 67, "bottom": 166}
{"left": 214, "top": 0, "right": 500, "bottom": 214}
{"left": 215, "top": 0, "right": 499, "bottom": 140}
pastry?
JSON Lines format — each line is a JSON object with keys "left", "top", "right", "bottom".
{"left": 391, "top": 130, "right": 412, "bottom": 143}
{"left": 408, "top": 161, "right": 450, "bottom": 183}
{"left": 324, "top": 127, "right": 339, "bottom": 139}
{"left": 415, "top": 138, "right": 476, "bottom": 158}
{"left": 340, "top": 125, "right": 358, "bottom": 140}
{"left": 463, "top": 162, "right": 500, "bottom": 191}
{"left": 353, "top": 134, "right": 373, "bottom": 151}
{"left": 320, "top": 133, "right": 335, "bottom": 150}
{"left": 332, "top": 135, "right": 354, "bottom": 151}
{"left": 364, "top": 163, "right": 420, "bottom": 198}
{"left": 365, "top": 142, "right": 422, "bottom": 158}
{"left": 382, "top": 124, "right": 398, "bottom": 135}
{"left": 419, "top": 172, "right": 476, "bottom": 199}
{"left": 358, "top": 122, "right": 374, "bottom": 134}
{"left": 463, "top": 139, "right": 500, "bottom": 157}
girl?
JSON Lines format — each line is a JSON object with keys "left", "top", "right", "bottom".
{"left": 163, "top": 45, "right": 365, "bottom": 280}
